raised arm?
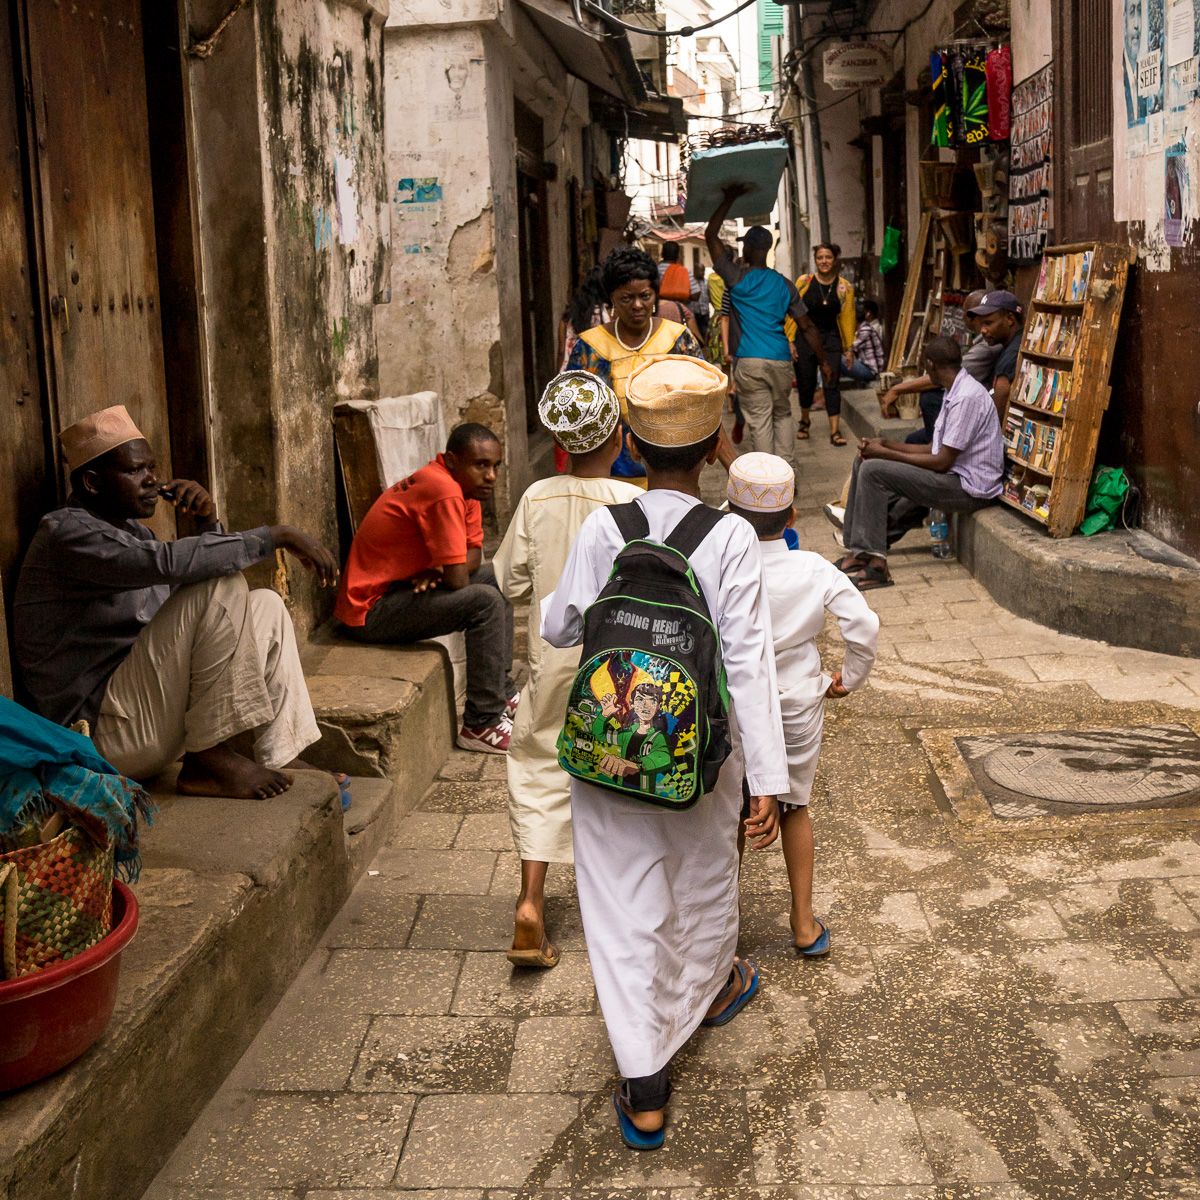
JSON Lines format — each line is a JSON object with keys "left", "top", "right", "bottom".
{"left": 705, "top": 183, "right": 750, "bottom": 264}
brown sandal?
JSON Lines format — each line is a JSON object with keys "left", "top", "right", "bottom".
{"left": 796, "top": 417, "right": 811, "bottom": 440}
{"left": 507, "top": 931, "right": 561, "bottom": 969}
{"left": 830, "top": 431, "right": 847, "bottom": 446}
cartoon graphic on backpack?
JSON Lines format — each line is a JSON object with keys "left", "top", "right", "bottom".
{"left": 557, "top": 502, "right": 731, "bottom": 810}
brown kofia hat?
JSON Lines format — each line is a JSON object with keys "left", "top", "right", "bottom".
{"left": 625, "top": 355, "right": 727, "bottom": 448}
{"left": 59, "top": 405, "right": 146, "bottom": 472}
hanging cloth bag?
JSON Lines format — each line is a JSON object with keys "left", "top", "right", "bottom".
{"left": 1079, "top": 466, "right": 1131, "bottom": 536}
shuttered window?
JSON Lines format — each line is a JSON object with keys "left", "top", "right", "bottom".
{"left": 1071, "top": 0, "right": 1112, "bottom": 147}
{"left": 758, "top": 0, "right": 784, "bottom": 91}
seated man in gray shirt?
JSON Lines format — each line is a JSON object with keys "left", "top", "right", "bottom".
{"left": 836, "top": 337, "right": 1004, "bottom": 590}
{"left": 15, "top": 405, "right": 338, "bottom": 799}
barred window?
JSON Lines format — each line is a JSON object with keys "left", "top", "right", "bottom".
{"left": 1072, "top": 0, "right": 1113, "bottom": 147}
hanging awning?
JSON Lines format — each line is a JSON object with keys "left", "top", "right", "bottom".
{"left": 516, "top": 0, "right": 645, "bottom": 104}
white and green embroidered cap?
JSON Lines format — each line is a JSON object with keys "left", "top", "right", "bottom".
{"left": 538, "top": 371, "right": 621, "bottom": 455}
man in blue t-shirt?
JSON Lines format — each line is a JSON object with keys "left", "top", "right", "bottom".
{"left": 707, "top": 186, "right": 831, "bottom": 460}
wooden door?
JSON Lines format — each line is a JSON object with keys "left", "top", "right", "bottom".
{"left": 19, "top": 0, "right": 175, "bottom": 536}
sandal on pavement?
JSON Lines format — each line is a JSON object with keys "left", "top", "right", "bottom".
{"left": 614, "top": 1086, "right": 665, "bottom": 1151}
{"left": 506, "top": 934, "right": 561, "bottom": 969}
{"left": 796, "top": 417, "right": 811, "bottom": 440}
{"left": 796, "top": 918, "right": 831, "bottom": 958}
{"left": 702, "top": 958, "right": 759, "bottom": 1027}
{"left": 830, "top": 431, "right": 847, "bottom": 446}
{"left": 835, "top": 554, "right": 869, "bottom": 574}
{"left": 855, "top": 565, "right": 894, "bottom": 591}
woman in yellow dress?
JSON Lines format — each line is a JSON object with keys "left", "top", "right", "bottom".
{"left": 566, "top": 244, "right": 702, "bottom": 479}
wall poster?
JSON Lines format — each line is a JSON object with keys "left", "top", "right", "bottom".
{"left": 1008, "top": 62, "right": 1053, "bottom": 264}
{"left": 1117, "top": 0, "right": 1200, "bottom": 254}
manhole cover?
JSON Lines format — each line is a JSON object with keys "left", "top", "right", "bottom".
{"left": 954, "top": 725, "right": 1200, "bottom": 819}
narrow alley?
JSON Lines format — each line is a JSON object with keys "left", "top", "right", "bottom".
{"left": 143, "top": 434, "right": 1200, "bottom": 1198}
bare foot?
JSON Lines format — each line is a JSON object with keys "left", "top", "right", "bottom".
{"left": 791, "top": 912, "right": 824, "bottom": 948}
{"left": 512, "top": 900, "right": 545, "bottom": 952}
{"left": 623, "top": 1099, "right": 664, "bottom": 1133}
{"left": 704, "top": 956, "right": 753, "bottom": 1021}
{"left": 178, "top": 744, "right": 294, "bottom": 799}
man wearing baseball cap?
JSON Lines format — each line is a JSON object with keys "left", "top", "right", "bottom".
{"left": 14, "top": 405, "right": 338, "bottom": 800}
{"left": 706, "top": 186, "right": 832, "bottom": 461}
{"left": 966, "top": 290, "right": 1024, "bottom": 416}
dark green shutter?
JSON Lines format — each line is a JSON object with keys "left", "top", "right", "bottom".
{"left": 757, "top": 0, "right": 784, "bottom": 91}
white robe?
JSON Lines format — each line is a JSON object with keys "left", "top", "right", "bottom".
{"left": 541, "top": 489, "right": 788, "bottom": 1079}
{"left": 759, "top": 542, "right": 879, "bottom": 807}
{"left": 492, "top": 474, "right": 643, "bottom": 863}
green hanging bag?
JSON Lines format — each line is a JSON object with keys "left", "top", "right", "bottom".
{"left": 880, "top": 225, "right": 902, "bottom": 274}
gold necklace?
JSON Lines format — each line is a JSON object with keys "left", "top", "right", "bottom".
{"left": 614, "top": 318, "right": 653, "bottom": 352}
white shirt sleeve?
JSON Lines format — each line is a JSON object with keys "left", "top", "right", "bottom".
{"left": 717, "top": 524, "right": 789, "bottom": 797}
{"left": 539, "top": 508, "right": 611, "bottom": 648}
{"left": 823, "top": 564, "right": 880, "bottom": 692}
{"left": 491, "top": 494, "right": 532, "bottom": 604}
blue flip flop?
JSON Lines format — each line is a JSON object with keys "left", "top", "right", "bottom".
{"left": 797, "top": 918, "right": 830, "bottom": 957}
{"left": 613, "top": 1088, "right": 664, "bottom": 1151}
{"left": 701, "top": 958, "right": 759, "bottom": 1027}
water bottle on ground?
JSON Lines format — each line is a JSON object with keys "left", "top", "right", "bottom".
{"left": 929, "top": 509, "right": 952, "bottom": 559}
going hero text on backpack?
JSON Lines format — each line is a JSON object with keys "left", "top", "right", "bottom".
{"left": 557, "top": 502, "right": 731, "bottom": 810}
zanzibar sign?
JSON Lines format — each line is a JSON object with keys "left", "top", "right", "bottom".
{"left": 822, "top": 41, "right": 891, "bottom": 90}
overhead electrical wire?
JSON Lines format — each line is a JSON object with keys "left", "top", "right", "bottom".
{"left": 578, "top": 0, "right": 760, "bottom": 39}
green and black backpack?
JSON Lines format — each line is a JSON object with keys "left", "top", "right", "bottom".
{"left": 556, "top": 501, "right": 731, "bottom": 810}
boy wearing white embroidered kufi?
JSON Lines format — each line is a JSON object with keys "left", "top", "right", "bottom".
{"left": 493, "top": 372, "right": 642, "bottom": 969}
{"left": 541, "top": 355, "right": 788, "bottom": 1149}
{"left": 727, "top": 452, "right": 880, "bottom": 955}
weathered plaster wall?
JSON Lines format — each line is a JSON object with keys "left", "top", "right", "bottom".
{"left": 376, "top": 5, "right": 588, "bottom": 519}
{"left": 187, "top": 0, "right": 389, "bottom": 633}
{"left": 1010, "top": 0, "right": 1052, "bottom": 83}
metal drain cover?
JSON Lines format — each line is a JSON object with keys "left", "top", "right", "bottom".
{"left": 955, "top": 725, "right": 1200, "bottom": 819}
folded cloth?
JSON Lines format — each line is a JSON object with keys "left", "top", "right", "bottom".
{"left": 0, "top": 695, "right": 116, "bottom": 775}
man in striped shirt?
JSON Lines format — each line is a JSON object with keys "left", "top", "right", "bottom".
{"left": 835, "top": 337, "right": 1003, "bottom": 591}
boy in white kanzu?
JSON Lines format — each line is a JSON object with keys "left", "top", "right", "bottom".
{"left": 541, "top": 355, "right": 788, "bottom": 1149}
{"left": 492, "top": 373, "right": 642, "bottom": 969}
{"left": 727, "top": 453, "right": 879, "bottom": 954}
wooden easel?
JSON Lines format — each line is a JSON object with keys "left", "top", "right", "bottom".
{"left": 886, "top": 212, "right": 931, "bottom": 376}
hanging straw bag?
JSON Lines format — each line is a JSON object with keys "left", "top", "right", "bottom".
{"left": 0, "top": 826, "right": 114, "bottom": 980}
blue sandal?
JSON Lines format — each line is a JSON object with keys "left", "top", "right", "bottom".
{"left": 796, "top": 918, "right": 830, "bottom": 957}
{"left": 613, "top": 1087, "right": 664, "bottom": 1151}
{"left": 701, "top": 958, "right": 759, "bottom": 1027}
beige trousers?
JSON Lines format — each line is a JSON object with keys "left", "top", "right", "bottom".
{"left": 734, "top": 356, "right": 796, "bottom": 461}
{"left": 93, "top": 573, "right": 319, "bottom": 781}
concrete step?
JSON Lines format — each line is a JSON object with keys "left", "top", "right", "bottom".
{"left": 0, "top": 644, "right": 457, "bottom": 1200}
{"left": 956, "top": 504, "right": 1200, "bottom": 658}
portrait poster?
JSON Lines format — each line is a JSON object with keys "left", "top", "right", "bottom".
{"left": 1008, "top": 63, "right": 1053, "bottom": 264}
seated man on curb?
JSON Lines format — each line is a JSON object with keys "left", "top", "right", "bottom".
{"left": 836, "top": 337, "right": 1004, "bottom": 591}
{"left": 966, "top": 289, "right": 1024, "bottom": 418}
{"left": 335, "top": 423, "right": 518, "bottom": 754}
{"left": 15, "top": 405, "right": 339, "bottom": 798}
{"left": 878, "top": 290, "right": 1002, "bottom": 442}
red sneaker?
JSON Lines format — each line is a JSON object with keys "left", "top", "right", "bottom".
{"left": 504, "top": 691, "right": 521, "bottom": 721}
{"left": 457, "top": 716, "right": 513, "bottom": 754}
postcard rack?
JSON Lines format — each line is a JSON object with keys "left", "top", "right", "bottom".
{"left": 999, "top": 241, "right": 1132, "bottom": 537}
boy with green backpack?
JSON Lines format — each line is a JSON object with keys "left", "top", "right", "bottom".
{"left": 541, "top": 354, "right": 788, "bottom": 1150}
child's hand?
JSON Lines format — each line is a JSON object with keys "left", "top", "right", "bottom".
{"left": 744, "top": 795, "right": 779, "bottom": 849}
{"left": 825, "top": 670, "right": 849, "bottom": 699}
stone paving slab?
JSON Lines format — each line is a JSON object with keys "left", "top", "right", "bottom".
{"left": 144, "top": 433, "right": 1200, "bottom": 1198}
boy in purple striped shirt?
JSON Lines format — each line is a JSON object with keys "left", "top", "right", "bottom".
{"left": 836, "top": 337, "right": 1004, "bottom": 591}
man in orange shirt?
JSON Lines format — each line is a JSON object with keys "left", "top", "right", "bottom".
{"left": 335, "top": 423, "right": 517, "bottom": 753}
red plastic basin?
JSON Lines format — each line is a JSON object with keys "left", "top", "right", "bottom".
{"left": 0, "top": 880, "right": 139, "bottom": 1091}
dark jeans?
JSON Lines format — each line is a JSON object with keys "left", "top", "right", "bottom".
{"left": 843, "top": 456, "right": 990, "bottom": 559}
{"left": 844, "top": 359, "right": 878, "bottom": 384}
{"left": 624, "top": 1067, "right": 672, "bottom": 1111}
{"left": 346, "top": 562, "right": 515, "bottom": 729}
{"left": 795, "top": 327, "right": 844, "bottom": 417}
{"left": 903, "top": 388, "right": 945, "bottom": 445}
